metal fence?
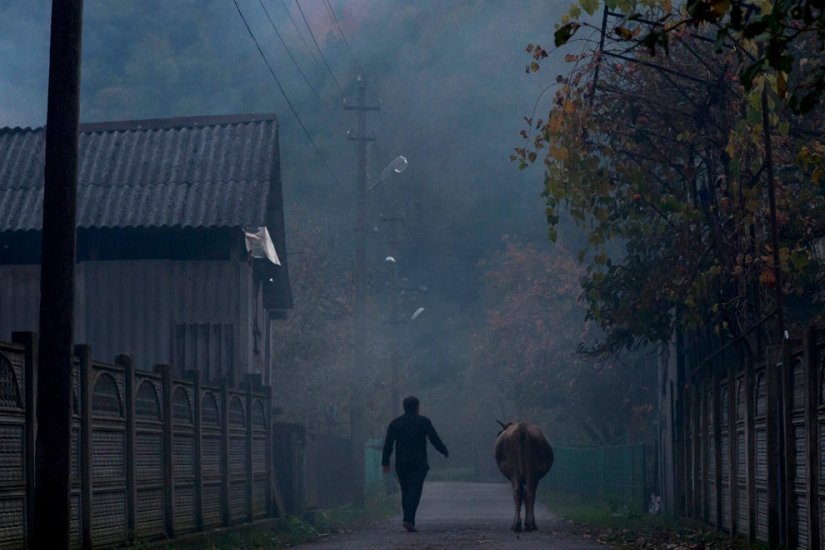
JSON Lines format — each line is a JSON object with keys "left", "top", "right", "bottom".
{"left": 543, "top": 444, "right": 647, "bottom": 511}
{"left": 0, "top": 332, "right": 274, "bottom": 549}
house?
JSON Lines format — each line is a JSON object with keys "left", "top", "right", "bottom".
{"left": 0, "top": 113, "right": 292, "bottom": 386}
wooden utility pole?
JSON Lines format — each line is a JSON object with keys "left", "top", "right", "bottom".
{"left": 345, "top": 74, "right": 378, "bottom": 508}
{"left": 34, "top": 0, "right": 84, "bottom": 548}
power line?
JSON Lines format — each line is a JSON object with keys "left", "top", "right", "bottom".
{"left": 279, "top": 0, "right": 322, "bottom": 69}
{"left": 323, "top": 0, "right": 360, "bottom": 70}
{"left": 257, "top": 0, "right": 321, "bottom": 100}
{"left": 295, "top": 0, "right": 346, "bottom": 97}
{"left": 232, "top": 0, "right": 345, "bottom": 191}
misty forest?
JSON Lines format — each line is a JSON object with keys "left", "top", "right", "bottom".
{"left": 2, "top": 0, "right": 825, "bottom": 548}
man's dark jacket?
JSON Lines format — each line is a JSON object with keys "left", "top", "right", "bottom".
{"left": 382, "top": 412, "right": 448, "bottom": 472}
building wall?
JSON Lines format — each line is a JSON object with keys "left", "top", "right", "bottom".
{"left": 0, "top": 259, "right": 258, "bottom": 383}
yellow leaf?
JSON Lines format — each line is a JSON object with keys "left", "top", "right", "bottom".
{"left": 564, "top": 99, "right": 576, "bottom": 114}
{"left": 615, "top": 26, "right": 632, "bottom": 40}
{"left": 777, "top": 71, "right": 788, "bottom": 97}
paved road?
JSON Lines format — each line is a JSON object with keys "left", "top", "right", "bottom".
{"left": 293, "top": 481, "right": 611, "bottom": 549}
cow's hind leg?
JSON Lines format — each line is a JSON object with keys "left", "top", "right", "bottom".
{"left": 510, "top": 480, "right": 523, "bottom": 532}
{"left": 523, "top": 479, "right": 538, "bottom": 532}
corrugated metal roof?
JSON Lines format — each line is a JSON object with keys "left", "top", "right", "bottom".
{"left": 0, "top": 114, "right": 280, "bottom": 231}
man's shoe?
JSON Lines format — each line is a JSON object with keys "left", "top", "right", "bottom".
{"left": 403, "top": 522, "right": 417, "bottom": 532}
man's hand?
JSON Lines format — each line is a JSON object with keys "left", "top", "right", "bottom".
{"left": 382, "top": 465, "right": 391, "bottom": 473}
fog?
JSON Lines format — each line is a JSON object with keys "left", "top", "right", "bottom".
{"left": 0, "top": 0, "right": 657, "bottom": 479}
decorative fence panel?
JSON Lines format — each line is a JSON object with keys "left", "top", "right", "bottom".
{"left": 720, "top": 383, "right": 731, "bottom": 531}
{"left": 250, "top": 395, "right": 270, "bottom": 519}
{"left": 753, "top": 368, "right": 769, "bottom": 544}
{"left": 172, "top": 382, "right": 197, "bottom": 533}
{"left": 134, "top": 373, "right": 165, "bottom": 539}
{"left": 707, "top": 387, "right": 716, "bottom": 526}
{"left": 227, "top": 390, "right": 249, "bottom": 523}
{"left": 675, "top": 326, "right": 825, "bottom": 549}
{"left": 735, "top": 373, "right": 749, "bottom": 538}
{"left": 200, "top": 385, "right": 224, "bottom": 529}
{"left": 0, "top": 334, "right": 274, "bottom": 549}
{"left": 0, "top": 342, "right": 27, "bottom": 550}
{"left": 791, "top": 353, "right": 809, "bottom": 549}
{"left": 90, "top": 363, "right": 129, "bottom": 546}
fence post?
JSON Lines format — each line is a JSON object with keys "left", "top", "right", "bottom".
{"left": 76, "top": 345, "right": 92, "bottom": 549}
{"left": 804, "top": 327, "right": 820, "bottom": 549}
{"left": 116, "top": 354, "right": 137, "bottom": 544}
{"left": 220, "top": 378, "right": 230, "bottom": 526}
{"left": 185, "top": 370, "right": 203, "bottom": 531}
{"left": 155, "top": 364, "right": 175, "bottom": 539}
{"left": 12, "top": 332, "right": 38, "bottom": 547}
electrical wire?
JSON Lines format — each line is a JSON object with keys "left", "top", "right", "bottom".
{"left": 278, "top": 0, "right": 322, "bottom": 69}
{"left": 294, "top": 0, "right": 346, "bottom": 97}
{"left": 323, "top": 0, "right": 360, "bottom": 71}
{"left": 232, "top": 0, "right": 345, "bottom": 191}
{"left": 257, "top": 0, "right": 321, "bottom": 100}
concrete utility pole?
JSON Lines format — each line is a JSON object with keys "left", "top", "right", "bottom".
{"left": 34, "top": 1, "right": 84, "bottom": 548}
{"left": 381, "top": 216, "right": 403, "bottom": 418}
{"left": 345, "top": 75, "right": 378, "bottom": 508}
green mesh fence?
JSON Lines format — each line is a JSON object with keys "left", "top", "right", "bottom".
{"left": 544, "top": 444, "right": 646, "bottom": 511}
{"left": 365, "top": 439, "right": 384, "bottom": 493}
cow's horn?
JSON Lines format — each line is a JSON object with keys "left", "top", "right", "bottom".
{"left": 496, "top": 420, "right": 507, "bottom": 429}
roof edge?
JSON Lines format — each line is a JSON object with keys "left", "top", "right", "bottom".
{"left": 78, "top": 113, "right": 279, "bottom": 133}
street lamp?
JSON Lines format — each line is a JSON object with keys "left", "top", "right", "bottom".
{"left": 368, "top": 155, "right": 408, "bottom": 193}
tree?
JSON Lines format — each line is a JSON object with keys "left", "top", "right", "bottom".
{"left": 553, "top": 0, "right": 825, "bottom": 113}
{"left": 466, "top": 237, "right": 657, "bottom": 445}
{"left": 516, "top": 10, "right": 825, "bottom": 358}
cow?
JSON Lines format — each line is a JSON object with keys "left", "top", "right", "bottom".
{"left": 494, "top": 421, "right": 554, "bottom": 532}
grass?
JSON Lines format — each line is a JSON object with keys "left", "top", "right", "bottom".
{"left": 539, "top": 491, "right": 771, "bottom": 550}
{"left": 140, "top": 492, "right": 399, "bottom": 550}
{"left": 311, "top": 491, "right": 399, "bottom": 533}
{"left": 139, "top": 517, "right": 321, "bottom": 550}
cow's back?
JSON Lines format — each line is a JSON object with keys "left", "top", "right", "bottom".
{"left": 494, "top": 422, "right": 554, "bottom": 481}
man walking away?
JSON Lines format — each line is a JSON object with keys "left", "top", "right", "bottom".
{"left": 381, "top": 396, "right": 449, "bottom": 532}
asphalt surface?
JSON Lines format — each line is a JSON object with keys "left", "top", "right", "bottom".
{"left": 292, "top": 481, "right": 612, "bottom": 549}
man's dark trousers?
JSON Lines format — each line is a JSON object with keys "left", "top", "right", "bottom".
{"left": 396, "top": 467, "right": 428, "bottom": 526}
